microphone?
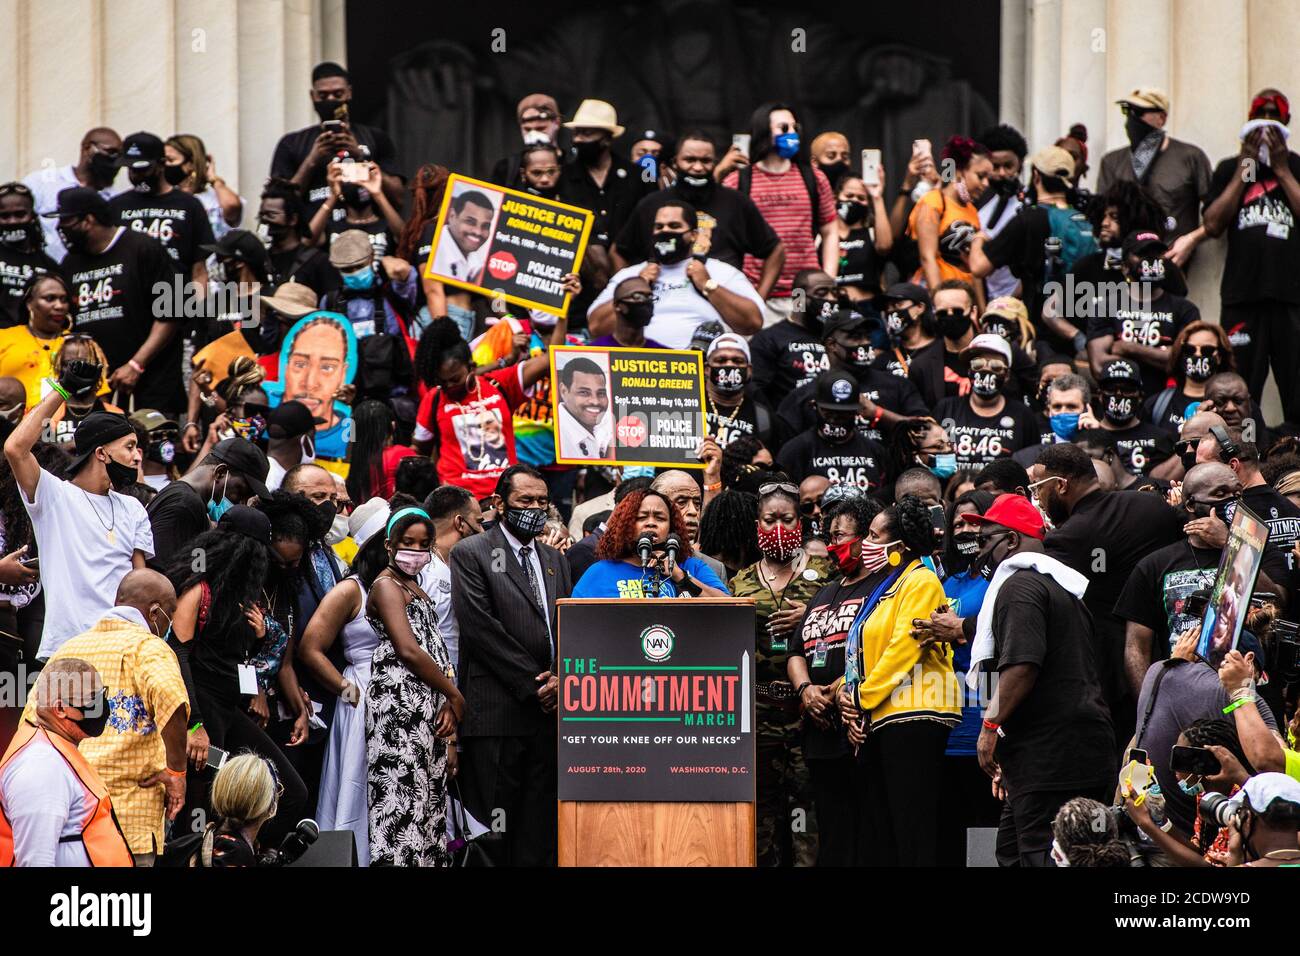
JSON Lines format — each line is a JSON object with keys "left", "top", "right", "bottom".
{"left": 664, "top": 533, "right": 682, "bottom": 568}
{"left": 258, "top": 818, "right": 320, "bottom": 866}
{"left": 636, "top": 534, "right": 655, "bottom": 568}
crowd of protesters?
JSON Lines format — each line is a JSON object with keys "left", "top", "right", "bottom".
{"left": 1, "top": 60, "right": 1300, "bottom": 869}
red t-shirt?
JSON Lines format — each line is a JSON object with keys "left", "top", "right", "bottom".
{"left": 380, "top": 444, "right": 418, "bottom": 498}
{"left": 723, "top": 163, "right": 836, "bottom": 297}
{"left": 414, "top": 366, "right": 527, "bottom": 498}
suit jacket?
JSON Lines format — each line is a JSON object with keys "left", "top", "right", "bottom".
{"left": 450, "top": 524, "right": 572, "bottom": 737}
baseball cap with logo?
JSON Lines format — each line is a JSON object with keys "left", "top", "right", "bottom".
{"left": 1099, "top": 358, "right": 1142, "bottom": 387}
{"left": 67, "top": 411, "right": 135, "bottom": 475}
{"left": 983, "top": 296, "right": 1029, "bottom": 326}
{"left": 815, "top": 370, "right": 860, "bottom": 412}
{"left": 961, "top": 332, "right": 1013, "bottom": 366}
{"left": 822, "top": 308, "right": 868, "bottom": 338}
{"left": 1117, "top": 88, "right": 1170, "bottom": 114}
{"left": 118, "top": 132, "right": 165, "bottom": 169}
{"left": 705, "top": 332, "right": 751, "bottom": 362}
{"left": 965, "top": 492, "right": 1046, "bottom": 540}
{"left": 1122, "top": 229, "right": 1168, "bottom": 260}
{"left": 42, "top": 187, "right": 111, "bottom": 222}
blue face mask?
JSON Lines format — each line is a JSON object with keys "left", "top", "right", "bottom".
{"left": 929, "top": 452, "right": 957, "bottom": 480}
{"left": 207, "top": 473, "right": 233, "bottom": 522}
{"left": 774, "top": 131, "right": 800, "bottom": 159}
{"left": 343, "top": 266, "right": 374, "bottom": 290}
{"left": 1050, "top": 412, "right": 1081, "bottom": 442}
{"left": 1178, "top": 776, "right": 1204, "bottom": 797}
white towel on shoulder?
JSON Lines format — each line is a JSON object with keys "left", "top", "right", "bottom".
{"left": 966, "top": 551, "right": 1090, "bottom": 689}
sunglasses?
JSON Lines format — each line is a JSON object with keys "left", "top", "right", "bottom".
{"left": 758, "top": 482, "right": 799, "bottom": 497}
{"left": 1181, "top": 345, "right": 1223, "bottom": 358}
{"left": 1175, "top": 437, "right": 1201, "bottom": 457}
{"left": 969, "top": 358, "right": 1009, "bottom": 374}
{"left": 617, "top": 293, "right": 658, "bottom": 305}
{"left": 0, "top": 183, "right": 33, "bottom": 199}
{"left": 976, "top": 529, "right": 1012, "bottom": 547}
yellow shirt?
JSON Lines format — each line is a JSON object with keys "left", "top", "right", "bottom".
{"left": 23, "top": 614, "right": 189, "bottom": 855}
{"left": 0, "top": 326, "right": 64, "bottom": 407}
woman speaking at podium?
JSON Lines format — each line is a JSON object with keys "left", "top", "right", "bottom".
{"left": 571, "top": 488, "right": 729, "bottom": 599}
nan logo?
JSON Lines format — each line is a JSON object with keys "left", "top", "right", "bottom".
{"left": 641, "top": 624, "right": 675, "bottom": 662}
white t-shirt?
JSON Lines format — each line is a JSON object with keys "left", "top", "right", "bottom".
{"left": 979, "top": 193, "right": 1023, "bottom": 299}
{"left": 141, "top": 473, "right": 171, "bottom": 492}
{"left": 588, "top": 258, "right": 765, "bottom": 349}
{"left": 21, "top": 165, "right": 127, "bottom": 262}
{"left": 0, "top": 732, "right": 92, "bottom": 866}
{"left": 556, "top": 403, "right": 612, "bottom": 460}
{"left": 24, "top": 469, "right": 154, "bottom": 660}
{"left": 431, "top": 225, "right": 487, "bottom": 285}
{"left": 266, "top": 458, "right": 287, "bottom": 491}
{"left": 418, "top": 553, "right": 459, "bottom": 680}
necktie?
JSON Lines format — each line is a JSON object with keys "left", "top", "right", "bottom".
{"left": 518, "top": 545, "right": 544, "bottom": 610}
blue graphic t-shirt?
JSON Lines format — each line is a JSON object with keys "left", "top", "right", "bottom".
{"left": 573, "top": 556, "right": 729, "bottom": 599}
{"left": 943, "top": 570, "right": 990, "bottom": 757}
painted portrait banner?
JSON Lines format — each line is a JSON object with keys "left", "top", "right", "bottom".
{"left": 423, "top": 174, "right": 593, "bottom": 317}
{"left": 262, "top": 310, "right": 358, "bottom": 462}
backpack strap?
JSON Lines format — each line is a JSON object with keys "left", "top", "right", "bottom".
{"left": 737, "top": 165, "right": 752, "bottom": 195}
{"left": 1135, "top": 658, "right": 1185, "bottom": 749}
{"left": 798, "top": 163, "right": 823, "bottom": 238}
{"left": 1151, "top": 387, "right": 1176, "bottom": 429}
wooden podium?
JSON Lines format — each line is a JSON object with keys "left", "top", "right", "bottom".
{"left": 555, "top": 598, "right": 756, "bottom": 867}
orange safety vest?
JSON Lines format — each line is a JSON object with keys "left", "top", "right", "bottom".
{"left": 0, "top": 721, "right": 134, "bottom": 867}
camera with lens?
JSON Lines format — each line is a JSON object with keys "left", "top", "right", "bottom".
{"left": 1268, "top": 618, "right": 1300, "bottom": 681}
{"left": 1198, "top": 791, "right": 1239, "bottom": 829}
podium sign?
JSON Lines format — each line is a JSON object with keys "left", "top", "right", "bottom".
{"left": 557, "top": 599, "right": 755, "bottom": 802}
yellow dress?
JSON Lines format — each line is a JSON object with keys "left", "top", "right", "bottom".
{"left": 0, "top": 326, "right": 64, "bottom": 407}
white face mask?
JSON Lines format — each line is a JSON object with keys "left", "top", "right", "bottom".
{"left": 325, "top": 513, "right": 349, "bottom": 546}
{"left": 300, "top": 435, "right": 316, "bottom": 464}
{"left": 1050, "top": 839, "right": 1070, "bottom": 867}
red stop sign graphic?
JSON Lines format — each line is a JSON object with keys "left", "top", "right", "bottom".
{"left": 487, "top": 250, "right": 518, "bottom": 281}
{"left": 617, "top": 415, "right": 647, "bottom": 447}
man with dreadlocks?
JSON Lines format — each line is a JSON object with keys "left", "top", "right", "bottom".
{"left": 1049, "top": 796, "right": 1134, "bottom": 867}
{"left": 42, "top": 335, "right": 121, "bottom": 447}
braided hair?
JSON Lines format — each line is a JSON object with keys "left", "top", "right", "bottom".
{"left": 698, "top": 488, "right": 759, "bottom": 571}
{"left": 414, "top": 316, "right": 472, "bottom": 388}
{"left": 721, "top": 435, "right": 767, "bottom": 488}
{"left": 888, "top": 417, "right": 941, "bottom": 481}
{"left": 395, "top": 163, "right": 450, "bottom": 262}
{"left": 1051, "top": 797, "right": 1132, "bottom": 867}
{"left": 878, "top": 494, "right": 937, "bottom": 560}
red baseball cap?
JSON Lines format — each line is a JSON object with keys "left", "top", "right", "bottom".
{"left": 965, "top": 493, "right": 1045, "bottom": 540}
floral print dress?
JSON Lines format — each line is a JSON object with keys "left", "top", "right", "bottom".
{"left": 365, "top": 577, "right": 453, "bottom": 867}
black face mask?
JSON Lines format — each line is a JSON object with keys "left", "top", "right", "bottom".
{"left": 88, "top": 152, "right": 119, "bottom": 181}
{"left": 819, "top": 161, "right": 850, "bottom": 186}
{"left": 317, "top": 500, "right": 337, "bottom": 527}
{"left": 1184, "top": 353, "right": 1219, "bottom": 383}
{"left": 709, "top": 365, "right": 749, "bottom": 394}
{"left": 951, "top": 532, "right": 980, "bottom": 573}
{"left": 884, "top": 309, "right": 914, "bottom": 341}
{"left": 163, "top": 163, "right": 189, "bottom": 186}
{"left": 676, "top": 172, "right": 715, "bottom": 202}
{"left": 525, "top": 185, "right": 559, "bottom": 200}
{"left": 59, "top": 224, "right": 89, "bottom": 254}
{"left": 1180, "top": 445, "right": 1200, "bottom": 472}
{"left": 803, "top": 295, "right": 839, "bottom": 335}
{"left": 817, "top": 419, "right": 853, "bottom": 444}
{"left": 971, "top": 371, "right": 1005, "bottom": 398}
{"left": 1102, "top": 393, "right": 1136, "bottom": 425}
{"left": 504, "top": 507, "right": 548, "bottom": 540}
{"left": 651, "top": 231, "right": 692, "bottom": 264}
{"left": 260, "top": 219, "right": 292, "bottom": 242}
{"left": 314, "top": 98, "right": 347, "bottom": 123}
{"left": 618, "top": 300, "right": 654, "bottom": 327}
{"left": 574, "top": 139, "right": 607, "bottom": 165}
{"left": 837, "top": 199, "right": 868, "bottom": 226}
{"left": 69, "top": 689, "right": 111, "bottom": 738}
{"left": 104, "top": 455, "right": 137, "bottom": 490}
{"left": 843, "top": 343, "right": 876, "bottom": 370}
{"left": 0, "top": 222, "right": 40, "bottom": 249}
{"left": 1125, "top": 112, "right": 1160, "bottom": 148}
{"left": 936, "top": 308, "right": 972, "bottom": 341}
{"left": 340, "top": 183, "right": 370, "bottom": 208}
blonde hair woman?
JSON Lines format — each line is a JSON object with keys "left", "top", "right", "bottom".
{"left": 190, "top": 753, "right": 281, "bottom": 867}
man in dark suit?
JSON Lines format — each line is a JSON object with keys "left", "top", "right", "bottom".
{"left": 450, "top": 464, "right": 570, "bottom": 866}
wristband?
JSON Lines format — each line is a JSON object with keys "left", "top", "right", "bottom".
{"left": 188, "top": 721, "right": 203, "bottom": 734}
{"left": 705, "top": 481, "right": 722, "bottom": 492}
{"left": 796, "top": 681, "right": 812, "bottom": 697}
{"left": 983, "top": 718, "right": 1005, "bottom": 738}
{"left": 1223, "top": 697, "right": 1255, "bottom": 715}
{"left": 870, "top": 405, "right": 884, "bottom": 427}
{"left": 46, "top": 378, "right": 70, "bottom": 402}
{"left": 164, "top": 766, "right": 186, "bottom": 777}
{"left": 128, "top": 358, "right": 145, "bottom": 374}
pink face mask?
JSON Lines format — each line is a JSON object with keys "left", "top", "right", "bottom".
{"left": 392, "top": 548, "right": 432, "bottom": 576}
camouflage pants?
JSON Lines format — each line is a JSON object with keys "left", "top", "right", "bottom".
{"left": 755, "top": 709, "right": 818, "bottom": 867}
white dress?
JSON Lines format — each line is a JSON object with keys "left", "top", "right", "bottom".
{"left": 315, "top": 578, "right": 379, "bottom": 866}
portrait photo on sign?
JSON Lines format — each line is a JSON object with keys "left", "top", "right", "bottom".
{"left": 451, "top": 403, "right": 511, "bottom": 472}
{"left": 1199, "top": 504, "right": 1268, "bottom": 670}
{"left": 554, "top": 349, "right": 613, "bottom": 461}
{"left": 429, "top": 181, "right": 502, "bottom": 287}
{"left": 263, "top": 310, "right": 358, "bottom": 461}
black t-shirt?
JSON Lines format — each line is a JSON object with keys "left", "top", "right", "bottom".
{"left": 108, "top": 189, "right": 215, "bottom": 273}
{"left": 325, "top": 213, "right": 394, "bottom": 260}
{"left": 1045, "top": 489, "right": 1186, "bottom": 709}
{"left": 982, "top": 204, "right": 1052, "bottom": 329}
{"left": 775, "top": 366, "right": 928, "bottom": 446}
{"left": 62, "top": 228, "right": 183, "bottom": 410}
{"left": 931, "top": 396, "right": 1039, "bottom": 470}
{"left": 269, "top": 122, "right": 403, "bottom": 218}
{"left": 614, "top": 185, "right": 779, "bottom": 270}
{"left": 704, "top": 392, "right": 771, "bottom": 448}
{"left": 834, "top": 227, "right": 881, "bottom": 294}
{"left": 940, "top": 343, "right": 1036, "bottom": 403}
{"left": 750, "top": 319, "right": 829, "bottom": 402}
{"left": 267, "top": 244, "right": 338, "bottom": 296}
{"left": 1084, "top": 288, "right": 1200, "bottom": 396}
{"left": 990, "top": 569, "right": 1115, "bottom": 794}
{"left": 145, "top": 480, "right": 208, "bottom": 573}
{"left": 559, "top": 154, "right": 656, "bottom": 248}
{"left": 1143, "top": 386, "right": 1200, "bottom": 436}
{"left": 1204, "top": 152, "right": 1300, "bottom": 305}
{"left": 1228, "top": 485, "right": 1300, "bottom": 574}
{"left": 1102, "top": 420, "right": 1176, "bottom": 476}
{"left": 0, "top": 243, "right": 61, "bottom": 327}
{"left": 776, "top": 429, "right": 886, "bottom": 491}
{"left": 1116, "top": 539, "right": 1290, "bottom": 657}
{"left": 792, "top": 572, "right": 890, "bottom": 759}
